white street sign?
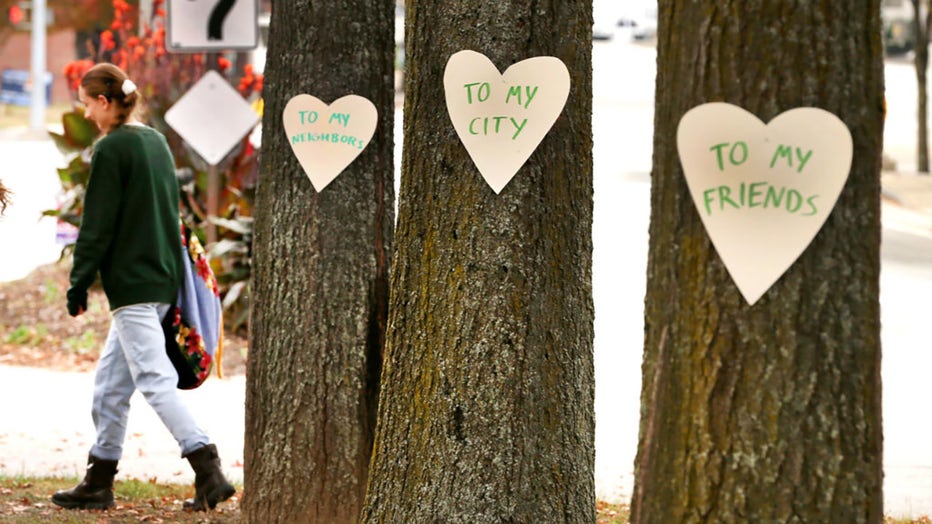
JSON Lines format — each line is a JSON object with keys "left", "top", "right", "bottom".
{"left": 165, "top": 70, "right": 259, "bottom": 166}
{"left": 167, "top": 0, "right": 258, "bottom": 52}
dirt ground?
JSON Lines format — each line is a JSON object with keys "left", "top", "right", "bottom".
{"left": 0, "top": 260, "right": 248, "bottom": 376}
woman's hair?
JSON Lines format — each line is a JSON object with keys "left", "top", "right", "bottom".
{"left": 0, "top": 179, "right": 10, "bottom": 215}
{"left": 80, "top": 63, "right": 142, "bottom": 127}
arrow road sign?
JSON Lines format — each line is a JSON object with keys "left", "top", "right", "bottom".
{"left": 167, "top": 0, "right": 258, "bottom": 52}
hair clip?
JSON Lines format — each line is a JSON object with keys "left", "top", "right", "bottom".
{"left": 121, "top": 79, "right": 137, "bottom": 96}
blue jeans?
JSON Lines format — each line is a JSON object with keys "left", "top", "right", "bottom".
{"left": 90, "top": 302, "right": 209, "bottom": 460}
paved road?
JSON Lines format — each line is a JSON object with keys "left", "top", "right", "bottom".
{"left": 0, "top": 131, "right": 64, "bottom": 282}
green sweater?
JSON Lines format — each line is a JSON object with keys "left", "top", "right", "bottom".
{"left": 68, "top": 125, "right": 182, "bottom": 312}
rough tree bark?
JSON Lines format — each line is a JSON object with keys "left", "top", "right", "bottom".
{"left": 632, "top": 2, "right": 885, "bottom": 523}
{"left": 361, "top": 1, "right": 594, "bottom": 522}
{"left": 243, "top": 1, "right": 394, "bottom": 522}
{"left": 912, "top": 0, "right": 931, "bottom": 172}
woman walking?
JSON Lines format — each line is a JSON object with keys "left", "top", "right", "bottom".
{"left": 51, "top": 63, "right": 235, "bottom": 512}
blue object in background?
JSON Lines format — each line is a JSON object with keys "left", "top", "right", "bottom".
{"left": 0, "top": 69, "right": 52, "bottom": 107}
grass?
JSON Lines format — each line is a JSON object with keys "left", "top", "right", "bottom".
{"left": 0, "top": 474, "right": 241, "bottom": 523}
{"left": 4, "top": 324, "right": 48, "bottom": 345}
{"left": 1, "top": 475, "right": 930, "bottom": 522}
{"left": 3, "top": 475, "right": 628, "bottom": 522}
{"left": 62, "top": 329, "right": 99, "bottom": 355}
{"left": 597, "top": 500, "right": 631, "bottom": 523}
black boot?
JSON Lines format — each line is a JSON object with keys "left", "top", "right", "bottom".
{"left": 51, "top": 455, "right": 118, "bottom": 509}
{"left": 183, "top": 444, "right": 235, "bottom": 511}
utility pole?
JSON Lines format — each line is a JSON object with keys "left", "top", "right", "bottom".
{"left": 139, "top": 0, "right": 152, "bottom": 32}
{"left": 29, "top": 0, "right": 47, "bottom": 131}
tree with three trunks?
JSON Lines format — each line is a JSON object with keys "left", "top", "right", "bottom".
{"left": 243, "top": 1, "right": 394, "bottom": 522}
{"left": 632, "top": 2, "right": 884, "bottom": 522}
{"left": 360, "top": 1, "right": 595, "bottom": 522}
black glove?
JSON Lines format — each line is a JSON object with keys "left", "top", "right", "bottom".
{"left": 67, "top": 288, "right": 87, "bottom": 317}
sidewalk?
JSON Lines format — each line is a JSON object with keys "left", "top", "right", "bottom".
{"left": 0, "top": 365, "right": 245, "bottom": 484}
{"left": 0, "top": 130, "right": 64, "bottom": 283}
{"left": 883, "top": 170, "right": 932, "bottom": 223}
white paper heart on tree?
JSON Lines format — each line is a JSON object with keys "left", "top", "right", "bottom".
{"left": 443, "top": 50, "right": 571, "bottom": 194}
{"left": 677, "top": 102, "right": 853, "bottom": 305}
{"left": 282, "top": 94, "right": 377, "bottom": 191}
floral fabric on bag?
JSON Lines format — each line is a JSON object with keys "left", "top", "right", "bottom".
{"left": 162, "top": 223, "right": 222, "bottom": 389}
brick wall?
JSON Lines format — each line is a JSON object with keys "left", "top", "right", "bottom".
{"left": 0, "top": 29, "right": 77, "bottom": 104}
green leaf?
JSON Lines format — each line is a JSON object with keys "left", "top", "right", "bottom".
{"left": 48, "top": 130, "right": 77, "bottom": 157}
{"left": 222, "top": 281, "right": 246, "bottom": 309}
{"left": 56, "top": 166, "right": 74, "bottom": 187}
{"left": 58, "top": 214, "right": 81, "bottom": 228}
{"left": 209, "top": 239, "right": 248, "bottom": 258}
{"left": 69, "top": 154, "right": 91, "bottom": 186}
{"left": 55, "top": 156, "right": 91, "bottom": 189}
{"left": 61, "top": 110, "right": 99, "bottom": 148}
{"left": 209, "top": 216, "right": 254, "bottom": 235}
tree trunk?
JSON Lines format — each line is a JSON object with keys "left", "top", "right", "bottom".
{"left": 243, "top": 0, "right": 394, "bottom": 522}
{"left": 632, "top": 2, "right": 884, "bottom": 523}
{"left": 915, "top": 0, "right": 930, "bottom": 173}
{"left": 361, "top": 2, "right": 594, "bottom": 522}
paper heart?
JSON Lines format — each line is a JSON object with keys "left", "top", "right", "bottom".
{"left": 282, "top": 94, "right": 377, "bottom": 191}
{"left": 676, "top": 102, "right": 853, "bottom": 305}
{"left": 444, "top": 50, "right": 571, "bottom": 193}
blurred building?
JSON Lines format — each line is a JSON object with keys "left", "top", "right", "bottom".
{"left": 0, "top": 3, "right": 75, "bottom": 104}
{"left": 0, "top": 0, "right": 273, "bottom": 105}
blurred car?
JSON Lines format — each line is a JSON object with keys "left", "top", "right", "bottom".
{"left": 617, "top": 5, "right": 657, "bottom": 41}
{"left": 395, "top": 5, "right": 404, "bottom": 47}
{"left": 395, "top": 5, "right": 405, "bottom": 68}
{"left": 882, "top": 0, "right": 915, "bottom": 55}
{"left": 593, "top": 0, "right": 619, "bottom": 40}
{"left": 593, "top": 18, "right": 616, "bottom": 40}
